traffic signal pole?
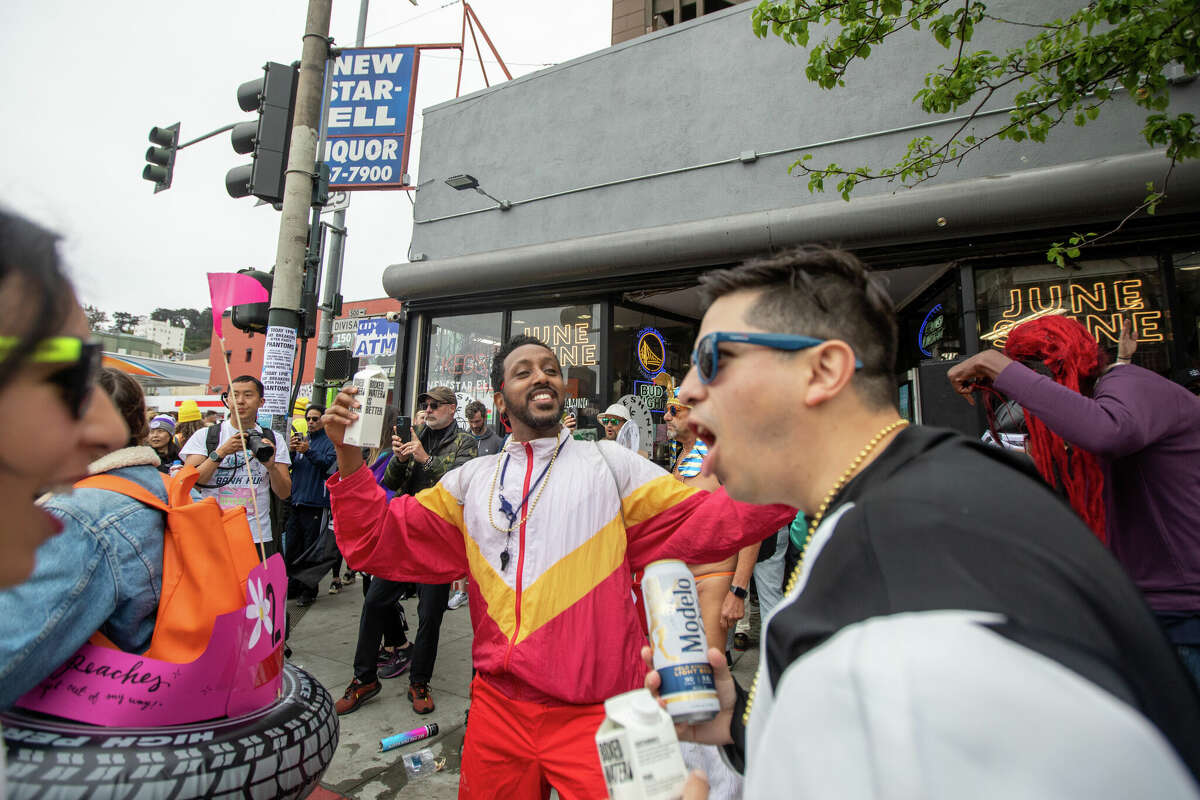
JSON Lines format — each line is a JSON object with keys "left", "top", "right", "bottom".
{"left": 254, "top": 0, "right": 332, "bottom": 427}
{"left": 269, "top": 0, "right": 332, "bottom": 334}
{"left": 312, "top": 0, "right": 370, "bottom": 408}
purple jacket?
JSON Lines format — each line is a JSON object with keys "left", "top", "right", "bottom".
{"left": 994, "top": 362, "right": 1200, "bottom": 612}
{"left": 369, "top": 452, "right": 397, "bottom": 502}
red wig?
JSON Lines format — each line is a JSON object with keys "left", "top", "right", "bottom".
{"left": 1004, "top": 315, "right": 1108, "bottom": 541}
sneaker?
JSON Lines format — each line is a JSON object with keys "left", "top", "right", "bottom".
{"left": 447, "top": 589, "right": 468, "bottom": 610}
{"left": 343, "top": 571, "right": 357, "bottom": 585}
{"left": 408, "top": 682, "right": 435, "bottom": 714}
{"left": 378, "top": 645, "right": 413, "bottom": 680}
{"left": 328, "top": 580, "right": 342, "bottom": 595}
{"left": 296, "top": 594, "right": 316, "bottom": 608}
{"left": 732, "top": 632, "right": 750, "bottom": 651}
{"left": 335, "top": 678, "right": 381, "bottom": 715}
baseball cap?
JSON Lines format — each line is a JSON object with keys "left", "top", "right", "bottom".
{"left": 418, "top": 386, "right": 456, "bottom": 406}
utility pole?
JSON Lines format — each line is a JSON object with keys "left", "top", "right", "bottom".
{"left": 312, "top": 0, "right": 370, "bottom": 408}
{"left": 260, "top": 0, "right": 332, "bottom": 423}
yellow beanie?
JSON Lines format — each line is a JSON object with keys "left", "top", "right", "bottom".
{"left": 178, "top": 400, "right": 202, "bottom": 423}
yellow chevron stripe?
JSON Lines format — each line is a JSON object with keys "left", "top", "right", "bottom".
{"left": 415, "top": 484, "right": 466, "bottom": 532}
{"left": 621, "top": 473, "right": 701, "bottom": 527}
{"left": 418, "top": 485, "right": 515, "bottom": 639}
{"left": 516, "top": 510, "right": 627, "bottom": 643}
{"left": 463, "top": 532, "right": 517, "bottom": 641}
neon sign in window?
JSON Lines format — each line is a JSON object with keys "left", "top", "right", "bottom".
{"left": 984, "top": 278, "right": 1163, "bottom": 349}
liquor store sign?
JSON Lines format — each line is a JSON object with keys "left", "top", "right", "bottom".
{"left": 324, "top": 47, "right": 418, "bottom": 190}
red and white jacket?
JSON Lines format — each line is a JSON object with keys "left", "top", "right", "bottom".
{"left": 329, "top": 429, "right": 793, "bottom": 706}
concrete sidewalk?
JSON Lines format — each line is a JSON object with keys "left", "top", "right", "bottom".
{"left": 288, "top": 573, "right": 761, "bottom": 798}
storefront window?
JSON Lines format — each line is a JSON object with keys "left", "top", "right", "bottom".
{"left": 897, "top": 276, "right": 962, "bottom": 373}
{"left": 1174, "top": 250, "right": 1200, "bottom": 379}
{"left": 510, "top": 304, "right": 602, "bottom": 412}
{"left": 611, "top": 306, "right": 697, "bottom": 465}
{"left": 975, "top": 257, "right": 1171, "bottom": 372}
{"left": 426, "top": 312, "right": 503, "bottom": 421}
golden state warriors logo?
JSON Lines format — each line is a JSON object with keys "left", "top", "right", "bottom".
{"left": 637, "top": 327, "right": 666, "bottom": 379}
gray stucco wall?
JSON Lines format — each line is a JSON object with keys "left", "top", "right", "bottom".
{"left": 406, "top": 1, "right": 1198, "bottom": 264}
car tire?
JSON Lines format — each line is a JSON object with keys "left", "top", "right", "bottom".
{"left": 2, "top": 663, "right": 337, "bottom": 799}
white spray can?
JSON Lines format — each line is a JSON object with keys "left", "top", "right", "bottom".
{"left": 596, "top": 688, "right": 688, "bottom": 800}
{"left": 343, "top": 365, "right": 388, "bottom": 449}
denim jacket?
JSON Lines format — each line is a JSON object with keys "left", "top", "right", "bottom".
{"left": 0, "top": 447, "right": 165, "bottom": 709}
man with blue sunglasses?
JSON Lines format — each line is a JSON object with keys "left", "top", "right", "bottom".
{"left": 647, "top": 245, "right": 1200, "bottom": 799}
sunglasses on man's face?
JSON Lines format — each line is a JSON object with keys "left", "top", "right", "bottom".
{"left": 690, "top": 332, "right": 863, "bottom": 385}
{"left": 0, "top": 336, "right": 103, "bottom": 419}
{"left": 420, "top": 400, "right": 442, "bottom": 411}
{"left": 599, "top": 416, "right": 624, "bottom": 426}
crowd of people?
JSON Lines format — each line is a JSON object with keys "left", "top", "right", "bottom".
{"left": 2, "top": 204, "right": 1200, "bottom": 800}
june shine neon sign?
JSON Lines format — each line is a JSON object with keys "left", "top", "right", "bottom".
{"left": 984, "top": 278, "right": 1164, "bottom": 349}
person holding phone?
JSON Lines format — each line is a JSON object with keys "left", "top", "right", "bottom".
{"left": 281, "top": 404, "right": 336, "bottom": 605}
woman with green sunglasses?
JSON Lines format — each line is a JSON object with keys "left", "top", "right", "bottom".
{"left": 0, "top": 210, "right": 126, "bottom": 588}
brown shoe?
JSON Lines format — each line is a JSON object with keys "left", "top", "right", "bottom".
{"left": 335, "top": 678, "right": 381, "bottom": 715}
{"left": 408, "top": 681, "right": 435, "bottom": 714}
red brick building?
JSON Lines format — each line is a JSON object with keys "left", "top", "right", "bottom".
{"left": 207, "top": 297, "right": 402, "bottom": 393}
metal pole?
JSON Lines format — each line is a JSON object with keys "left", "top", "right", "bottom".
{"left": 313, "top": 0, "right": 369, "bottom": 406}
{"left": 262, "top": 0, "right": 331, "bottom": 428}
{"left": 267, "top": 0, "right": 332, "bottom": 335}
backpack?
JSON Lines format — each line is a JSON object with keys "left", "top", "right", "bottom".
{"left": 74, "top": 466, "right": 262, "bottom": 664}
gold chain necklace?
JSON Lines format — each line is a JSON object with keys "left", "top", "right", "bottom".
{"left": 486, "top": 437, "right": 564, "bottom": 534}
{"left": 741, "top": 419, "right": 909, "bottom": 725}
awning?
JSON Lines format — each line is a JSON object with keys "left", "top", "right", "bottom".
{"left": 383, "top": 151, "right": 1200, "bottom": 303}
{"left": 102, "top": 353, "right": 211, "bottom": 389}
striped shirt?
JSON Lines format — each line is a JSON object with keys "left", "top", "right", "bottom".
{"left": 671, "top": 439, "right": 708, "bottom": 479}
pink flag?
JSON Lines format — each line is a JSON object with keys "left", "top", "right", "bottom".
{"left": 208, "top": 273, "right": 270, "bottom": 339}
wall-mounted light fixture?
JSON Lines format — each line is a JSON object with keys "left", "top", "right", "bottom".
{"left": 445, "top": 173, "right": 512, "bottom": 211}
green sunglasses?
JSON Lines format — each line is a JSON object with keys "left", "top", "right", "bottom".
{"left": 0, "top": 336, "right": 103, "bottom": 419}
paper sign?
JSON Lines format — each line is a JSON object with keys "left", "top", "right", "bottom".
{"left": 261, "top": 325, "right": 298, "bottom": 415}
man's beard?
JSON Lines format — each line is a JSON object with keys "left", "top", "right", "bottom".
{"left": 504, "top": 386, "right": 564, "bottom": 433}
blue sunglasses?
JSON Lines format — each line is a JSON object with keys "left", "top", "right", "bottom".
{"left": 690, "top": 332, "right": 863, "bottom": 384}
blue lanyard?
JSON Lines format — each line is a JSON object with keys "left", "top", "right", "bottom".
{"left": 497, "top": 436, "right": 568, "bottom": 528}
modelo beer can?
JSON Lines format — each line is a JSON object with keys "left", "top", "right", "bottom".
{"left": 642, "top": 559, "right": 719, "bottom": 723}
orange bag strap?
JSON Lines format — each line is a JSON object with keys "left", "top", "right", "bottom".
{"left": 75, "top": 475, "right": 170, "bottom": 512}
{"left": 75, "top": 464, "right": 201, "bottom": 511}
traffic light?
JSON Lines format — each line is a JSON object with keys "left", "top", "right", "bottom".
{"left": 230, "top": 268, "right": 273, "bottom": 333}
{"left": 143, "top": 123, "right": 180, "bottom": 193}
{"left": 226, "top": 62, "right": 298, "bottom": 204}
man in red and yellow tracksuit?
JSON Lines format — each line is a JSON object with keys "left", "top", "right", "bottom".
{"left": 324, "top": 335, "right": 792, "bottom": 799}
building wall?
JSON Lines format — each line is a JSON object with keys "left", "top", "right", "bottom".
{"left": 410, "top": 0, "right": 1199, "bottom": 264}
{"left": 96, "top": 331, "right": 162, "bottom": 358}
{"left": 611, "top": 0, "right": 647, "bottom": 45}
{"left": 134, "top": 319, "right": 186, "bottom": 352}
{"left": 206, "top": 298, "right": 401, "bottom": 393}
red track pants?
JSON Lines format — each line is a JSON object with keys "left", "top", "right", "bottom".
{"left": 459, "top": 675, "right": 609, "bottom": 800}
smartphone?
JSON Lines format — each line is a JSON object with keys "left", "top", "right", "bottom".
{"left": 394, "top": 415, "right": 412, "bottom": 442}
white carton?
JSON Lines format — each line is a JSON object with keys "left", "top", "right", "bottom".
{"left": 596, "top": 688, "right": 688, "bottom": 800}
{"left": 343, "top": 365, "right": 388, "bottom": 449}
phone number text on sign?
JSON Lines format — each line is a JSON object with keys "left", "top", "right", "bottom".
{"left": 330, "top": 163, "right": 396, "bottom": 185}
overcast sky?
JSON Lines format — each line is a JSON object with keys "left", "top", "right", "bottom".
{"left": 2, "top": 0, "right": 611, "bottom": 318}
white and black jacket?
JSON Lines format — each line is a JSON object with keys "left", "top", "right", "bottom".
{"left": 732, "top": 426, "right": 1200, "bottom": 799}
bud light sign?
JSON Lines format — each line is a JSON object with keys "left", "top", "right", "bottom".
{"left": 324, "top": 46, "right": 419, "bottom": 190}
